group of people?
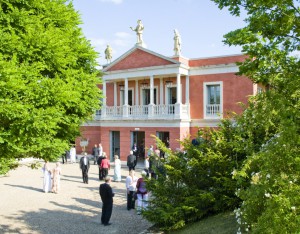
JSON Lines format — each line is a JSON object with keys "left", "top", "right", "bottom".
{"left": 42, "top": 161, "right": 62, "bottom": 194}
{"left": 61, "top": 145, "right": 77, "bottom": 164}
{"left": 42, "top": 143, "right": 152, "bottom": 227}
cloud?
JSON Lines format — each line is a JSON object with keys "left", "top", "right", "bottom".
{"left": 114, "top": 32, "right": 131, "bottom": 38}
{"left": 97, "top": 0, "right": 123, "bottom": 4}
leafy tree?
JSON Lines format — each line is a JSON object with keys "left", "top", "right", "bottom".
{"left": 212, "top": 0, "right": 300, "bottom": 232}
{"left": 0, "top": 0, "right": 101, "bottom": 174}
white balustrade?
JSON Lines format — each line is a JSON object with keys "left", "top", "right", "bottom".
{"left": 95, "top": 104, "right": 189, "bottom": 120}
{"left": 206, "top": 104, "right": 220, "bottom": 116}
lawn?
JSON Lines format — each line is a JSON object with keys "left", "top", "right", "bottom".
{"left": 171, "top": 212, "right": 238, "bottom": 234}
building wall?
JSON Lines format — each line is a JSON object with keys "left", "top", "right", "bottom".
{"left": 75, "top": 126, "right": 101, "bottom": 155}
{"left": 189, "top": 73, "right": 253, "bottom": 119}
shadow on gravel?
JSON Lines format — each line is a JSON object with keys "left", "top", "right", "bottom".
{"left": 0, "top": 225, "right": 22, "bottom": 233}
{"left": 4, "top": 184, "right": 43, "bottom": 193}
{"left": 2, "top": 203, "right": 151, "bottom": 234}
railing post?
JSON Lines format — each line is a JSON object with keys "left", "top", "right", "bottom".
{"left": 174, "top": 103, "right": 182, "bottom": 119}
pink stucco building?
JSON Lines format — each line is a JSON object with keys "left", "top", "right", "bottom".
{"left": 76, "top": 45, "right": 259, "bottom": 161}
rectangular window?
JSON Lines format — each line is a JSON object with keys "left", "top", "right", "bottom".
{"left": 142, "top": 88, "right": 157, "bottom": 105}
{"left": 204, "top": 82, "right": 223, "bottom": 119}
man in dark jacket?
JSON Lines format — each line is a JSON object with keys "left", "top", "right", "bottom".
{"left": 127, "top": 150, "right": 136, "bottom": 171}
{"left": 79, "top": 153, "right": 90, "bottom": 184}
{"left": 99, "top": 177, "right": 114, "bottom": 226}
{"left": 92, "top": 144, "right": 99, "bottom": 165}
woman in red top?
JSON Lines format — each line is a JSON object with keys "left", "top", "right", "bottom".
{"left": 100, "top": 154, "right": 110, "bottom": 179}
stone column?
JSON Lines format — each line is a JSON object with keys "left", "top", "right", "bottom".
{"left": 135, "top": 79, "right": 139, "bottom": 105}
{"left": 114, "top": 82, "right": 117, "bottom": 106}
{"left": 186, "top": 75, "right": 189, "bottom": 104}
{"left": 148, "top": 75, "right": 154, "bottom": 117}
{"left": 102, "top": 80, "right": 107, "bottom": 117}
{"left": 123, "top": 78, "right": 129, "bottom": 117}
{"left": 160, "top": 78, "right": 163, "bottom": 105}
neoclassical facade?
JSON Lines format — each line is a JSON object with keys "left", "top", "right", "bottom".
{"left": 77, "top": 45, "right": 257, "bottom": 161}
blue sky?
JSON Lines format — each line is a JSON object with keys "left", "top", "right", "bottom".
{"left": 72, "top": 0, "right": 246, "bottom": 66}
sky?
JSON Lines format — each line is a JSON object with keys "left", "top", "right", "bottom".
{"left": 72, "top": 0, "right": 247, "bottom": 66}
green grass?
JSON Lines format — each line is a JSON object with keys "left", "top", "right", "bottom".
{"left": 170, "top": 212, "right": 238, "bottom": 234}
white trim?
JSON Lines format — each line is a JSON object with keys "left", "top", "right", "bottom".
{"left": 83, "top": 119, "right": 191, "bottom": 128}
{"left": 190, "top": 119, "right": 221, "bottom": 127}
{"left": 165, "top": 85, "right": 177, "bottom": 104}
{"left": 103, "top": 45, "right": 180, "bottom": 72}
{"left": 103, "top": 64, "right": 189, "bottom": 80}
{"left": 189, "top": 63, "right": 238, "bottom": 76}
{"left": 203, "top": 81, "right": 223, "bottom": 119}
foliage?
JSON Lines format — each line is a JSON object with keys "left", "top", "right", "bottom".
{"left": 0, "top": 0, "right": 101, "bottom": 174}
{"left": 212, "top": 0, "right": 300, "bottom": 232}
{"left": 142, "top": 117, "right": 257, "bottom": 231}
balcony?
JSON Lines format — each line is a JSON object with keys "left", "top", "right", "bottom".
{"left": 95, "top": 104, "right": 189, "bottom": 120}
{"left": 205, "top": 104, "right": 221, "bottom": 118}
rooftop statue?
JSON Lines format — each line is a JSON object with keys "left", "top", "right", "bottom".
{"left": 130, "top": 20, "right": 144, "bottom": 46}
{"left": 173, "top": 29, "right": 181, "bottom": 56}
{"left": 105, "top": 44, "right": 113, "bottom": 63}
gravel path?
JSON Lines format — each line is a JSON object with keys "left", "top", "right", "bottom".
{"left": 0, "top": 159, "right": 153, "bottom": 234}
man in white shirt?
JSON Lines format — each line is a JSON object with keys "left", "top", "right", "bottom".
{"left": 125, "top": 170, "right": 138, "bottom": 210}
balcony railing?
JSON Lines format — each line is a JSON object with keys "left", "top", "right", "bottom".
{"left": 205, "top": 104, "right": 221, "bottom": 118}
{"left": 95, "top": 104, "right": 189, "bottom": 120}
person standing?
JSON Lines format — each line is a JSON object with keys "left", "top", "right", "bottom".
{"left": 132, "top": 143, "right": 138, "bottom": 158}
{"left": 61, "top": 150, "right": 68, "bottom": 164}
{"left": 144, "top": 156, "right": 150, "bottom": 177}
{"left": 99, "top": 176, "right": 114, "bottom": 226}
{"left": 70, "top": 145, "right": 76, "bottom": 163}
{"left": 127, "top": 150, "right": 136, "bottom": 171}
{"left": 97, "top": 152, "right": 105, "bottom": 180}
{"left": 113, "top": 155, "right": 122, "bottom": 182}
{"left": 125, "top": 170, "right": 138, "bottom": 210}
{"left": 100, "top": 154, "right": 110, "bottom": 179}
{"left": 80, "top": 153, "right": 90, "bottom": 184}
{"left": 136, "top": 170, "right": 149, "bottom": 214}
{"left": 92, "top": 144, "right": 99, "bottom": 165}
{"left": 98, "top": 143, "right": 103, "bottom": 159}
{"left": 42, "top": 161, "right": 52, "bottom": 193}
{"left": 52, "top": 162, "right": 61, "bottom": 194}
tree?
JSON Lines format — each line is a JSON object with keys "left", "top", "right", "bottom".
{"left": 0, "top": 0, "right": 101, "bottom": 174}
{"left": 212, "top": 0, "right": 300, "bottom": 232}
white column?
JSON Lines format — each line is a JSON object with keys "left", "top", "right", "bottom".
{"left": 102, "top": 80, "right": 107, "bottom": 106}
{"left": 150, "top": 75, "right": 154, "bottom": 104}
{"left": 114, "top": 82, "right": 117, "bottom": 106}
{"left": 176, "top": 73, "right": 181, "bottom": 104}
{"left": 185, "top": 75, "right": 189, "bottom": 104}
{"left": 160, "top": 78, "right": 163, "bottom": 105}
{"left": 135, "top": 79, "right": 139, "bottom": 105}
{"left": 102, "top": 80, "right": 107, "bottom": 117}
{"left": 124, "top": 78, "right": 128, "bottom": 105}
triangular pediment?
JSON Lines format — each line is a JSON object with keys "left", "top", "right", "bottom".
{"left": 103, "top": 46, "right": 180, "bottom": 72}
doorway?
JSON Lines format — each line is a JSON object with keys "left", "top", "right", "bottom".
{"left": 110, "top": 131, "right": 120, "bottom": 162}
{"left": 156, "top": 131, "right": 170, "bottom": 158}
{"left": 131, "top": 131, "right": 145, "bottom": 159}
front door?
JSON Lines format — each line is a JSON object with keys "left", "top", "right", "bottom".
{"left": 131, "top": 131, "right": 145, "bottom": 159}
{"left": 110, "top": 131, "right": 120, "bottom": 162}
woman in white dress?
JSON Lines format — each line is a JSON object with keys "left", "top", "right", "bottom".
{"left": 52, "top": 162, "right": 62, "bottom": 194}
{"left": 70, "top": 146, "right": 76, "bottom": 163}
{"left": 113, "top": 155, "right": 122, "bottom": 182}
{"left": 42, "top": 161, "right": 52, "bottom": 193}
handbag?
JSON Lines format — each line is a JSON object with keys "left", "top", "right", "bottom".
{"left": 133, "top": 191, "right": 138, "bottom": 200}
